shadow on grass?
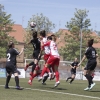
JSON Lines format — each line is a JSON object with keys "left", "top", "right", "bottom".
{"left": 5, "top": 87, "right": 24, "bottom": 90}
{"left": 90, "top": 90, "right": 100, "bottom": 92}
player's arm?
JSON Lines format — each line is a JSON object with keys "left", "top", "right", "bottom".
{"left": 38, "top": 40, "right": 44, "bottom": 60}
{"left": 42, "top": 41, "right": 50, "bottom": 48}
{"left": 18, "top": 48, "right": 24, "bottom": 56}
{"left": 78, "top": 55, "right": 86, "bottom": 66}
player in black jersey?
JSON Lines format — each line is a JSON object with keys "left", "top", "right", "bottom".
{"left": 24, "top": 31, "right": 41, "bottom": 73}
{"left": 78, "top": 39, "right": 98, "bottom": 91}
{"left": 66, "top": 58, "right": 79, "bottom": 84}
{"left": 5, "top": 42, "right": 24, "bottom": 90}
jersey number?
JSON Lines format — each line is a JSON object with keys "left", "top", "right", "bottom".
{"left": 7, "top": 53, "right": 11, "bottom": 61}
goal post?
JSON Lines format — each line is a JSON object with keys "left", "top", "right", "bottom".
{"left": 24, "top": 59, "right": 83, "bottom": 80}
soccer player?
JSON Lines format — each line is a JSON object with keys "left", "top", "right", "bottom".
{"left": 28, "top": 35, "right": 52, "bottom": 85}
{"left": 78, "top": 39, "right": 98, "bottom": 91}
{"left": 5, "top": 42, "right": 24, "bottom": 90}
{"left": 66, "top": 58, "right": 79, "bottom": 84}
{"left": 39, "top": 34, "right": 60, "bottom": 87}
{"left": 24, "top": 31, "right": 41, "bottom": 75}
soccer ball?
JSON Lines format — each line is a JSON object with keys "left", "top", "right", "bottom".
{"left": 30, "top": 21, "right": 36, "bottom": 28}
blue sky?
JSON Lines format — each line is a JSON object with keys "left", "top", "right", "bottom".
{"left": 1, "top": 0, "right": 100, "bottom": 32}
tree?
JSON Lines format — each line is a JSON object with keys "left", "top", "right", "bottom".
{"left": 24, "top": 13, "right": 55, "bottom": 58}
{"left": 59, "top": 9, "right": 100, "bottom": 63}
{"left": 0, "top": 4, "right": 14, "bottom": 58}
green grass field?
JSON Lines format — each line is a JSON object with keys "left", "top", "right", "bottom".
{"left": 0, "top": 78, "right": 100, "bottom": 100}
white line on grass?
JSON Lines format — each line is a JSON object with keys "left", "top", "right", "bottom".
{"left": 0, "top": 85, "right": 100, "bottom": 100}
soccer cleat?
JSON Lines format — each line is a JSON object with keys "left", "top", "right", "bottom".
{"left": 15, "top": 86, "right": 23, "bottom": 90}
{"left": 5, "top": 85, "right": 10, "bottom": 89}
{"left": 38, "top": 76, "right": 43, "bottom": 82}
{"left": 24, "top": 65, "right": 29, "bottom": 71}
{"left": 54, "top": 81, "right": 60, "bottom": 87}
{"left": 42, "top": 82, "right": 46, "bottom": 85}
{"left": 28, "top": 80, "right": 32, "bottom": 85}
{"left": 90, "top": 83, "right": 96, "bottom": 90}
{"left": 66, "top": 79, "right": 68, "bottom": 82}
{"left": 84, "top": 87, "right": 90, "bottom": 91}
{"left": 69, "top": 82, "right": 72, "bottom": 84}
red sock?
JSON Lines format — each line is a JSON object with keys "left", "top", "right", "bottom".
{"left": 46, "top": 67, "right": 50, "bottom": 73}
{"left": 41, "top": 67, "right": 47, "bottom": 77}
{"left": 29, "top": 73, "right": 37, "bottom": 81}
{"left": 55, "top": 71, "right": 59, "bottom": 82}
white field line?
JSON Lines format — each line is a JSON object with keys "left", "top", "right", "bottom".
{"left": 0, "top": 85, "right": 100, "bottom": 100}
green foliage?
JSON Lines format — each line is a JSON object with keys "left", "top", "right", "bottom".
{"left": 59, "top": 9, "right": 100, "bottom": 62}
{"left": 24, "top": 13, "right": 55, "bottom": 58}
{"left": 0, "top": 4, "right": 14, "bottom": 58}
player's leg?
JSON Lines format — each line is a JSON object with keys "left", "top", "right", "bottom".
{"left": 24, "top": 61, "right": 34, "bottom": 71}
{"left": 83, "top": 69, "right": 92, "bottom": 90}
{"left": 28, "top": 65, "right": 41, "bottom": 85}
{"left": 69, "top": 74, "right": 75, "bottom": 84}
{"left": 38, "top": 63, "right": 51, "bottom": 81}
{"left": 54, "top": 58, "right": 60, "bottom": 87}
{"left": 5, "top": 72, "right": 12, "bottom": 88}
{"left": 5, "top": 65, "right": 12, "bottom": 89}
{"left": 89, "top": 62, "right": 97, "bottom": 90}
{"left": 66, "top": 71, "right": 72, "bottom": 82}
{"left": 42, "top": 74, "right": 49, "bottom": 85}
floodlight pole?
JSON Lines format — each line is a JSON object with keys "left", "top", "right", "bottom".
{"left": 80, "top": 27, "right": 82, "bottom": 63}
{"left": 80, "top": 25, "right": 83, "bottom": 80}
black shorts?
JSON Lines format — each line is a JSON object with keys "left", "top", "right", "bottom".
{"left": 84, "top": 60, "right": 97, "bottom": 71}
{"left": 6, "top": 64, "right": 18, "bottom": 74}
{"left": 71, "top": 69, "right": 76, "bottom": 75}
{"left": 32, "top": 50, "right": 40, "bottom": 60}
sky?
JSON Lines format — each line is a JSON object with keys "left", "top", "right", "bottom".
{"left": 0, "top": 0, "right": 100, "bottom": 32}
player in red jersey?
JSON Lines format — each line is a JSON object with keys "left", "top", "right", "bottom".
{"left": 39, "top": 34, "right": 60, "bottom": 87}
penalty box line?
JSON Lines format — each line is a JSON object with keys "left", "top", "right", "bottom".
{"left": 0, "top": 85, "right": 100, "bottom": 100}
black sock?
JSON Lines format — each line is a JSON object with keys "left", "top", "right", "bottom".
{"left": 90, "top": 76, "right": 93, "bottom": 84}
{"left": 29, "top": 62, "right": 34, "bottom": 66}
{"left": 5, "top": 75, "right": 11, "bottom": 87}
{"left": 32, "top": 64, "right": 36, "bottom": 73}
{"left": 15, "top": 76, "right": 19, "bottom": 87}
{"left": 43, "top": 74, "right": 49, "bottom": 83}
{"left": 67, "top": 77, "right": 72, "bottom": 80}
{"left": 70, "top": 78, "right": 74, "bottom": 83}
{"left": 85, "top": 74, "right": 92, "bottom": 87}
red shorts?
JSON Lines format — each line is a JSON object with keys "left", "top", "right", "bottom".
{"left": 47, "top": 55, "right": 60, "bottom": 66}
{"left": 43, "top": 54, "right": 50, "bottom": 61}
{"left": 35, "top": 65, "right": 40, "bottom": 71}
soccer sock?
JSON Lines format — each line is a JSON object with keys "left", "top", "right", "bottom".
{"left": 5, "top": 75, "right": 11, "bottom": 86}
{"left": 29, "top": 62, "right": 34, "bottom": 66}
{"left": 85, "top": 74, "right": 92, "bottom": 87}
{"left": 32, "top": 64, "right": 36, "bottom": 73}
{"left": 15, "top": 76, "right": 19, "bottom": 87}
{"left": 67, "top": 77, "right": 72, "bottom": 80}
{"left": 90, "top": 76, "right": 93, "bottom": 84}
{"left": 70, "top": 78, "right": 74, "bottom": 83}
{"left": 46, "top": 67, "right": 50, "bottom": 73}
{"left": 43, "top": 74, "right": 49, "bottom": 83}
{"left": 55, "top": 71, "right": 59, "bottom": 82}
{"left": 29, "top": 73, "right": 37, "bottom": 81}
{"left": 41, "top": 67, "right": 47, "bottom": 77}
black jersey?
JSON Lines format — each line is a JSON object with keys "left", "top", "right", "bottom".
{"left": 6, "top": 48, "right": 19, "bottom": 65}
{"left": 85, "top": 47, "right": 97, "bottom": 61}
{"left": 71, "top": 61, "right": 79, "bottom": 71}
{"left": 30, "top": 38, "right": 41, "bottom": 51}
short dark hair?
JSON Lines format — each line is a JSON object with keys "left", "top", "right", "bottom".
{"left": 47, "top": 36, "right": 52, "bottom": 40}
{"left": 32, "top": 31, "right": 37, "bottom": 38}
{"left": 40, "top": 30, "right": 46, "bottom": 37}
{"left": 8, "top": 42, "right": 14, "bottom": 48}
{"left": 88, "top": 39, "right": 94, "bottom": 47}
